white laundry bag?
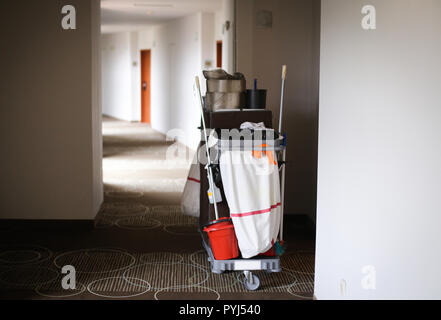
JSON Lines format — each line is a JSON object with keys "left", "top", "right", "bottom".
{"left": 219, "top": 149, "right": 281, "bottom": 258}
{"left": 181, "top": 155, "right": 200, "bottom": 218}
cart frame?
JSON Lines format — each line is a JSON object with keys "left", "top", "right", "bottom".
{"left": 201, "top": 134, "right": 287, "bottom": 291}
{"left": 194, "top": 76, "right": 287, "bottom": 291}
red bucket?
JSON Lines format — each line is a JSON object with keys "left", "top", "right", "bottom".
{"left": 203, "top": 218, "right": 239, "bottom": 260}
{"left": 260, "top": 246, "right": 277, "bottom": 257}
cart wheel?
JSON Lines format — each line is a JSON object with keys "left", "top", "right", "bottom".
{"left": 211, "top": 265, "right": 223, "bottom": 274}
{"left": 243, "top": 273, "right": 260, "bottom": 291}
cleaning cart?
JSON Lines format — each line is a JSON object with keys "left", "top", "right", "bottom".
{"left": 193, "top": 68, "right": 288, "bottom": 291}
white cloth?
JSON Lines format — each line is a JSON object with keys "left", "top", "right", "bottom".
{"left": 240, "top": 122, "right": 266, "bottom": 130}
{"left": 219, "top": 149, "right": 281, "bottom": 258}
{"left": 181, "top": 154, "right": 200, "bottom": 218}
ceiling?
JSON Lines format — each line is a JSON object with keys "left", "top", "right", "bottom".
{"left": 101, "top": 0, "right": 222, "bottom": 33}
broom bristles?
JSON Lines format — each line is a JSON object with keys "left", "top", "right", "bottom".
{"left": 275, "top": 240, "right": 286, "bottom": 256}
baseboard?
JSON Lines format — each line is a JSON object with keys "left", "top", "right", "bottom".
{"left": 0, "top": 219, "right": 95, "bottom": 231}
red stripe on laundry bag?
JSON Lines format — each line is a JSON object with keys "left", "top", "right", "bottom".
{"left": 187, "top": 177, "right": 200, "bottom": 183}
{"left": 230, "top": 202, "right": 281, "bottom": 218}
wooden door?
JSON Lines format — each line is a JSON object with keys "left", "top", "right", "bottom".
{"left": 141, "top": 50, "right": 151, "bottom": 124}
{"left": 216, "top": 41, "right": 222, "bottom": 68}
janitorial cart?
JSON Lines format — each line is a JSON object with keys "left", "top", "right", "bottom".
{"left": 192, "top": 67, "right": 288, "bottom": 291}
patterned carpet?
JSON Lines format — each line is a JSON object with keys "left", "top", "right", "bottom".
{"left": 0, "top": 117, "right": 315, "bottom": 300}
{"left": 0, "top": 246, "right": 314, "bottom": 299}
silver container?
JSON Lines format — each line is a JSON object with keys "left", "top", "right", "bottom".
{"left": 205, "top": 92, "right": 246, "bottom": 111}
{"left": 206, "top": 79, "right": 246, "bottom": 93}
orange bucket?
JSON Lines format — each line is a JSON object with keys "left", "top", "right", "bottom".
{"left": 204, "top": 218, "right": 239, "bottom": 260}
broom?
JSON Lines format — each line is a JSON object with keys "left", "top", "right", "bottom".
{"left": 275, "top": 65, "right": 287, "bottom": 256}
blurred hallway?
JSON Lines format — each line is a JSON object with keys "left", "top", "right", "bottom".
{"left": 96, "top": 116, "right": 195, "bottom": 228}
{"left": 102, "top": 116, "right": 193, "bottom": 205}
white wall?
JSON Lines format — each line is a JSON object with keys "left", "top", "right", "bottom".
{"left": 236, "top": 0, "right": 321, "bottom": 219}
{"left": 0, "top": 0, "right": 102, "bottom": 220}
{"left": 91, "top": 0, "right": 104, "bottom": 215}
{"left": 137, "top": 13, "right": 215, "bottom": 148}
{"left": 315, "top": 0, "right": 441, "bottom": 299}
{"left": 221, "top": 0, "right": 236, "bottom": 73}
{"left": 201, "top": 12, "right": 216, "bottom": 70}
{"left": 101, "top": 32, "right": 134, "bottom": 121}
{"left": 214, "top": 10, "right": 223, "bottom": 42}
{"left": 130, "top": 32, "right": 141, "bottom": 121}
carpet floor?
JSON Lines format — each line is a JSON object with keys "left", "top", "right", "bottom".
{"left": 0, "top": 117, "right": 315, "bottom": 300}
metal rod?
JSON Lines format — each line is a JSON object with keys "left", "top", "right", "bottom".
{"left": 195, "top": 76, "right": 219, "bottom": 220}
{"left": 279, "top": 148, "right": 286, "bottom": 241}
{"left": 278, "top": 65, "right": 287, "bottom": 134}
{"left": 278, "top": 65, "right": 287, "bottom": 241}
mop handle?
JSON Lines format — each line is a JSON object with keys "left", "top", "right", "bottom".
{"left": 195, "top": 76, "right": 219, "bottom": 220}
{"left": 278, "top": 65, "right": 287, "bottom": 242}
{"left": 278, "top": 65, "right": 287, "bottom": 134}
{"left": 279, "top": 149, "right": 286, "bottom": 241}
{"left": 195, "top": 77, "right": 211, "bottom": 160}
